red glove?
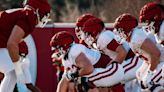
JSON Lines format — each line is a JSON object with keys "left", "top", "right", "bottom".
{"left": 19, "top": 41, "right": 28, "bottom": 57}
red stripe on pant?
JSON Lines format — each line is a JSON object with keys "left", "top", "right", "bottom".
{"left": 89, "top": 63, "right": 115, "bottom": 79}
{"left": 124, "top": 57, "right": 139, "bottom": 73}
{"left": 151, "top": 69, "right": 162, "bottom": 82}
{"left": 90, "top": 63, "right": 118, "bottom": 82}
{"left": 123, "top": 57, "right": 134, "bottom": 68}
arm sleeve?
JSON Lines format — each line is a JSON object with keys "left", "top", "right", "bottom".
{"left": 16, "top": 9, "right": 37, "bottom": 37}
{"left": 69, "top": 44, "right": 86, "bottom": 64}
{"left": 130, "top": 29, "right": 147, "bottom": 53}
{"left": 97, "top": 31, "right": 119, "bottom": 51}
{"left": 16, "top": 19, "right": 31, "bottom": 37}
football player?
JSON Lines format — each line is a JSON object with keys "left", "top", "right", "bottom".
{"left": 139, "top": 2, "right": 164, "bottom": 45}
{"left": 0, "top": 0, "right": 51, "bottom": 91}
{"left": 51, "top": 46, "right": 76, "bottom": 92}
{"left": 113, "top": 13, "right": 164, "bottom": 92}
{"left": 78, "top": 16, "right": 144, "bottom": 92}
{"left": 75, "top": 14, "right": 110, "bottom": 92}
{"left": 50, "top": 31, "right": 125, "bottom": 92}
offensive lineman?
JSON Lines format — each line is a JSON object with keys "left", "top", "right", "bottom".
{"left": 113, "top": 13, "right": 164, "bottom": 92}
{"left": 50, "top": 31, "right": 125, "bottom": 92}
{"left": 139, "top": 2, "right": 164, "bottom": 45}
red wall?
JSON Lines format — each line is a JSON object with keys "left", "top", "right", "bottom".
{"left": 31, "top": 23, "right": 114, "bottom": 92}
{"left": 31, "top": 27, "right": 76, "bottom": 92}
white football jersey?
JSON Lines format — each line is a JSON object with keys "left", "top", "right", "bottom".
{"left": 130, "top": 27, "right": 156, "bottom": 61}
{"left": 97, "top": 30, "right": 131, "bottom": 60}
{"left": 65, "top": 43, "right": 101, "bottom": 67}
{"left": 97, "top": 30, "right": 119, "bottom": 60}
{"left": 130, "top": 27, "right": 164, "bottom": 61}
{"left": 159, "top": 21, "right": 164, "bottom": 42}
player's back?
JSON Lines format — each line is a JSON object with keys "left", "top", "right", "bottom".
{"left": 0, "top": 8, "right": 37, "bottom": 48}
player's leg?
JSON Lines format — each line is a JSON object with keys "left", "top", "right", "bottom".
{"left": 87, "top": 62, "right": 124, "bottom": 87}
{"left": 0, "top": 70, "right": 17, "bottom": 92}
{"left": 21, "top": 57, "right": 41, "bottom": 92}
{"left": 0, "top": 48, "right": 16, "bottom": 92}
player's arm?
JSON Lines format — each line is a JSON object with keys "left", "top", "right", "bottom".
{"left": 7, "top": 25, "right": 25, "bottom": 62}
{"left": 7, "top": 25, "right": 26, "bottom": 83}
{"left": 114, "top": 45, "right": 128, "bottom": 64}
{"left": 106, "top": 39, "right": 127, "bottom": 64}
{"left": 75, "top": 53, "right": 94, "bottom": 76}
{"left": 141, "top": 38, "right": 161, "bottom": 71}
{"left": 56, "top": 76, "right": 69, "bottom": 92}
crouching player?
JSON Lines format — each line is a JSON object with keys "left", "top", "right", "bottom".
{"left": 50, "top": 31, "right": 125, "bottom": 92}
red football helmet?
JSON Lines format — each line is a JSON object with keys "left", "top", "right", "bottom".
{"left": 50, "top": 31, "right": 74, "bottom": 59}
{"left": 24, "top": 0, "right": 51, "bottom": 27}
{"left": 139, "top": 2, "right": 163, "bottom": 33}
{"left": 114, "top": 13, "right": 138, "bottom": 39}
{"left": 76, "top": 14, "right": 96, "bottom": 27}
{"left": 75, "top": 14, "right": 96, "bottom": 42}
{"left": 81, "top": 17, "right": 105, "bottom": 47}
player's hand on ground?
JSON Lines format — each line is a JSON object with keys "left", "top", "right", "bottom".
{"left": 26, "top": 83, "right": 41, "bottom": 92}
{"left": 66, "top": 70, "right": 79, "bottom": 82}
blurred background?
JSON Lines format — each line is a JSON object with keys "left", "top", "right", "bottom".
{"left": 0, "top": 0, "right": 163, "bottom": 23}
{"left": 0, "top": 0, "right": 163, "bottom": 91}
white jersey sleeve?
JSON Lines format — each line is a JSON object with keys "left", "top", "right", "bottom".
{"left": 130, "top": 28, "right": 147, "bottom": 53}
{"left": 68, "top": 43, "right": 101, "bottom": 66}
{"left": 122, "top": 41, "right": 130, "bottom": 52}
{"left": 159, "top": 21, "right": 164, "bottom": 41}
{"left": 68, "top": 44, "right": 86, "bottom": 65}
{"left": 62, "top": 59, "right": 72, "bottom": 70}
{"left": 97, "top": 30, "right": 115, "bottom": 50}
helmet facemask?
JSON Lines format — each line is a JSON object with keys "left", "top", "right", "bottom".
{"left": 143, "top": 21, "right": 156, "bottom": 34}
{"left": 76, "top": 28, "right": 95, "bottom": 47}
{"left": 35, "top": 9, "right": 51, "bottom": 28}
{"left": 75, "top": 27, "right": 98, "bottom": 48}
{"left": 51, "top": 46, "right": 66, "bottom": 60}
{"left": 75, "top": 27, "right": 85, "bottom": 41}
{"left": 113, "top": 29, "right": 124, "bottom": 43}
{"left": 113, "top": 28, "right": 131, "bottom": 41}
{"left": 84, "top": 32, "right": 95, "bottom": 47}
